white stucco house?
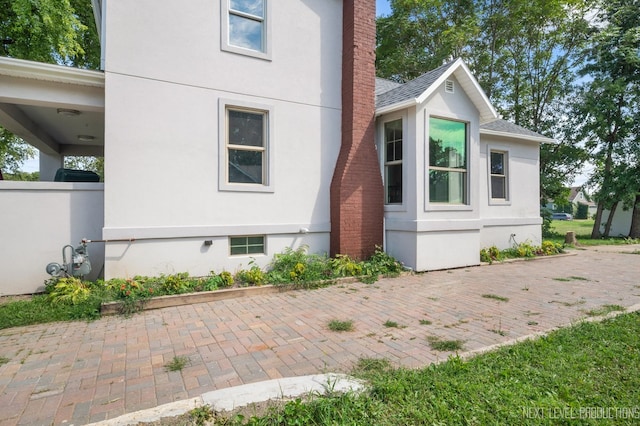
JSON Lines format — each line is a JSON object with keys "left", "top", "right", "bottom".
{"left": 0, "top": 0, "right": 552, "bottom": 296}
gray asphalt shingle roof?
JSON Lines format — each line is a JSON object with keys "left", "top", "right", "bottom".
{"left": 375, "top": 60, "right": 456, "bottom": 109}
{"left": 480, "top": 119, "right": 552, "bottom": 140}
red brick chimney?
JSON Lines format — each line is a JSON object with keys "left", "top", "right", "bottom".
{"left": 330, "top": 0, "right": 383, "bottom": 259}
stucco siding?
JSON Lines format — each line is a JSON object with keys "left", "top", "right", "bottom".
{"left": 0, "top": 182, "right": 104, "bottom": 295}
{"left": 102, "top": 0, "right": 342, "bottom": 279}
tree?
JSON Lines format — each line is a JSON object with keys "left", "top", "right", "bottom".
{"left": 572, "top": 0, "right": 640, "bottom": 238}
{"left": 0, "top": 0, "right": 100, "bottom": 177}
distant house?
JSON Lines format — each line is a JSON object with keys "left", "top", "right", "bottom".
{"left": 0, "top": 0, "right": 552, "bottom": 295}
{"left": 568, "top": 186, "right": 597, "bottom": 217}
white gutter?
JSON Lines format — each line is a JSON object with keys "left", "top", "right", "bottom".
{"left": 0, "top": 57, "right": 104, "bottom": 88}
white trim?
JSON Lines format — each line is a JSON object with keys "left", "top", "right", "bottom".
{"left": 221, "top": 0, "right": 272, "bottom": 61}
{"left": 480, "top": 128, "right": 556, "bottom": 144}
{"left": 218, "top": 98, "right": 275, "bottom": 193}
{"left": 0, "top": 57, "right": 104, "bottom": 87}
{"left": 0, "top": 181, "right": 103, "bottom": 191}
{"left": 482, "top": 217, "right": 542, "bottom": 227}
{"left": 102, "top": 223, "right": 330, "bottom": 240}
{"left": 385, "top": 218, "right": 482, "bottom": 232}
{"left": 488, "top": 147, "right": 511, "bottom": 205}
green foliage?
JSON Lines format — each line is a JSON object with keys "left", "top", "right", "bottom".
{"left": 427, "top": 336, "right": 465, "bottom": 352}
{"left": 46, "top": 277, "right": 93, "bottom": 305}
{"left": 481, "top": 241, "right": 564, "bottom": 263}
{"left": 0, "top": 0, "right": 99, "bottom": 67}
{"left": 64, "top": 156, "right": 104, "bottom": 181}
{"left": 327, "top": 319, "right": 354, "bottom": 332}
{"left": 575, "top": 202, "right": 589, "bottom": 219}
{"left": 165, "top": 355, "right": 189, "bottom": 372}
{"left": 0, "top": 356, "right": 9, "bottom": 366}
{"left": 0, "top": 128, "right": 35, "bottom": 175}
{"left": 235, "top": 265, "right": 266, "bottom": 286}
{"left": 481, "top": 294, "right": 509, "bottom": 302}
{"left": 329, "top": 254, "right": 363, "bottom": 277}
{"left": 236, "top": 312, "right": 640, "bottom": 425}
{"left": 540, "top": 208, "right": 553, "bottom": 237}
{"left": 265, "top": 246, "right": 332, "bottom": 285}
{"left": 0, "top": 293, "right": 102, "bottom": 329}
{"left": 361, "top": 246, "right": 405, "bottom": 278}
{"left": 158, "top": 273, "right": 197, "bottom": 295}
{"left": 218, "top": 271, "right": 234, "bottom": 287}
{"left": 189, "top": 405, "right": 214, "bottom": 426}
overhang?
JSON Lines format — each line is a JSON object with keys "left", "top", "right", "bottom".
{"left": 0, "top": 57, "right": 105, "bottom": 156}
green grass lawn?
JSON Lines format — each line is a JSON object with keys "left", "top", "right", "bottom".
{"left": 225, "top": 312, "right": 640, "bottom": 425}
{"left": 546, "top": 219, "right": 637, "bottom": 246}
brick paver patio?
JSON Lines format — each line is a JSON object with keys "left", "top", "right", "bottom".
{"left": 1, "top": 245, "right": 639, "bottom": 425}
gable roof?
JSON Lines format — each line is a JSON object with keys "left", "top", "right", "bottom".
{"left": 375, "top": 58, "right": 498, "bottom": 122}
{"left": 480, "top": 119, "right": 555, "bottom": 144}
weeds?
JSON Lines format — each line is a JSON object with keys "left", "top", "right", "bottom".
{"left": 584, "top": 304, "right": 625, "bottom": 317}
{"left": 165, "top": 355, "right": 189, "bottom": 372}
{"left": 482, "top": 294, "right": 509, "bottom": 302}
{"left": 0, "top": 356, "right": 9, "bottom": 366}
{"left": 480, "top": 241, "right": 564, "bottom": 263}
{"left": 327, "top": 319, "right": 354, "bottom": 332}
{"left": 383, "top": 320, "right": 404, "bottom": 328}
{"left": 189, "top": 405, "right": 214, "bottom": 425}
{"left": 419, "top": 319, "right": 432, "bottom": 325}
{"left": 427, "top": 336, "right": 465, "bottom": 351}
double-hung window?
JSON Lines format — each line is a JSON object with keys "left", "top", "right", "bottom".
{"left": 428, "top": 117, "right": 468, "bottom": 204}
{"left": 226, "top": 107, "right": 266, "bottom": 185}
{"left": 219, "top": 99, "right": 273, "bottom": 192}
{"left": 490, "top": 150, "right": 508, "bottom": 200}
{"left": 222, "top": 0, "right": 271, "bottom": 59}
{"left": 384, "top": 119, "right": 403, "bottom": 204}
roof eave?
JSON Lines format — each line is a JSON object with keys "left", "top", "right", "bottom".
{"left": 480, "top": 128, "right": 556, "bottom": 144}
{"left": 0, "top": 57, "right": 105, "bottom": 88}
{"left": 375, "top": 99, "right": 418, "bottom": 117}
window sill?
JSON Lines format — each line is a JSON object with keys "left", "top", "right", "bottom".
{"left": 489, "top": 199, "right": 512, "bottom": 206}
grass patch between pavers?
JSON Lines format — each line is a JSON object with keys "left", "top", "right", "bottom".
{"left": 481, "top": 293, "right": 510, "bottom": 302}
{"left": 165, "top": 355, "right": 189, "bottom": 372}
{"left": 218, "top": 312, "right": 640, "bottom": 425}
{"left": 584, "top": 304, "right": 625, "bottom": 317}
{"left": 427, "top": 336, "right": 465, "bottom": 352}
{"left": 327, "top": 319, "right": 354, "bottom": 332}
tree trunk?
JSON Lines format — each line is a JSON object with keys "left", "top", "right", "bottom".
{"left": 629, "top": 193, "right": 640, "bottom": 238}
{"left": 591, "top": 203, "right": 604, "bottom": 239}
{"left": 603, "top": 201, "right": 618, "bottom": 238}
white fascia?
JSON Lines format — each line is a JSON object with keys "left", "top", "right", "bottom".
{"left": 0, "top": 57, "right": 104, "bottom": 88}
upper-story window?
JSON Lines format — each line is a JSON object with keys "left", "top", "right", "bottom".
{"left": 222, "top": 0, "right": 271, "bottom": 60}
{"left": 428, "top": 117, "right": 468, "bottom": 204}
{"left": 384, "top": 119, "right": 403, "bottom": 204}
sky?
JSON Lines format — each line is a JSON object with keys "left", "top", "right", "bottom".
{"left": 376, "top": 0, "right": 392, "bottom": 17}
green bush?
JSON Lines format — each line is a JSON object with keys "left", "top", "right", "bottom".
{"left": 575, "top": 202, "right": 589, "bottom": 219}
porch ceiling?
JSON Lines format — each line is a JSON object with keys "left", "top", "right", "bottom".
{"left": 0, "top": 57, "right": 105, "bottom": 157}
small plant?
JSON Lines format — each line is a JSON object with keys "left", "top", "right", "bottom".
{"left": 327, "top": 319, "right": 354, "bottom": 332}
{"left": 480, "top": 246, "right": 502, "bottom": 263}
{"left": 46, "top": 277, "right": 93, "bottom": 305}
{"left": 481, "top": 294, "right": 509, "bottom": 302}
{"left": 489, "top": 328, "right": 508, "bottom": 336}
{"left": 165, "top": 355, "right": 189, "bottom": 372}
{"left": 159, "top": 272, "right": 196, "bottom": 294}
{"left": 330, "top": 254, "right": 363, "bottom": 277}
{"left": 419, "top": 319, "right": 432, "bottom": 325}
{"left": 427, "top": 336, "right": 465, "bottom": 352}
{"left": 189, "top": 405, "right": 214, "bottom": 425}
{"left": 218, "top": 271, "right": 234, "bottom": 287}
{"left": 383, "top": 320, "right": 404, "bottom": 328}
{"left": 236, "top": 265, "right": 266, "bottom": 286}
{"left": 0, "top": 356, "right": 9, "bottom": 365}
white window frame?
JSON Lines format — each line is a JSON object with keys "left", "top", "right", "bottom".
{"left": 427, "top": 115, "right": 470, "bottom": 206}
{"left": 488, "top": 147, "right": 511, "bottom": 205}
{"left": 221, "top": 0, "right": 272, "bottom": 61}
{"left": 219, "top": 99, "right": 274, "bottom": 192}
{"left": 384, "top": 118, "right": 403, "bottom": 205}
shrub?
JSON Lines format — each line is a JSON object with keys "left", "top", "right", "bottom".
{"left": 235, "top": 265, "right": 266, "bottom": 286}
{"left": 265, "top": 246, "right": 332, "bottom": 284}
{"left": 361, "top": 246, "right": 405, "bottom": 277}
{"left": 46, "top": 277, "right": 93, "bottom": 305}
{"left": 541, "top": 208, "right": 553, "bottom": 237}
{"left": 330, "top": 254, "right": 363, "bottom": 277}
